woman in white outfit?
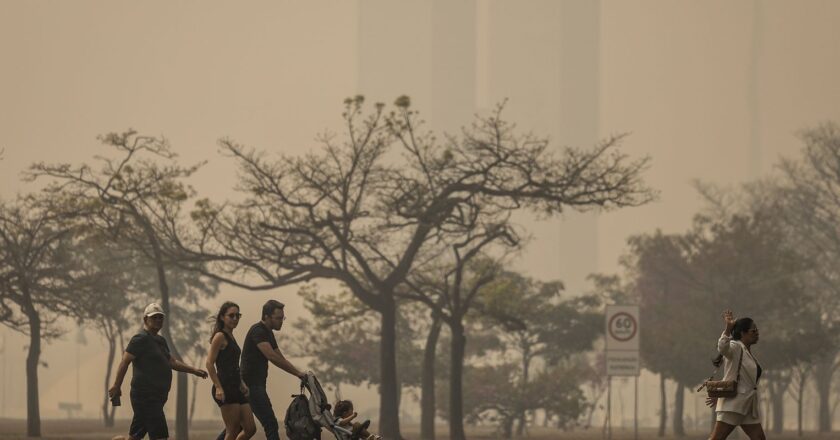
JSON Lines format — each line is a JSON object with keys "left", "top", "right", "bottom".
{"left": 707, "top": 309, "right": 765, "bottom": 440}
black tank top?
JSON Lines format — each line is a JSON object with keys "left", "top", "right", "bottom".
{"left": 215, "top": 331, "right": 242, "bottom": 386}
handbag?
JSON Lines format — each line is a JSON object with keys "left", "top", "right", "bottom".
{"left": 697, "top": 344, "right": 743, "bottom": 399}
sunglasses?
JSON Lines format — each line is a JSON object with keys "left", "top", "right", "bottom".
{"left": 226, "top": 313, "right": 242, "bottom": 319}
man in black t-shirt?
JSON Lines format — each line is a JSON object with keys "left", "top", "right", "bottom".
{"left": 109, "top": 303, "right": 208, "bottom": 440}
{"left": 216, "top": 300, "right": 305, "bottom": 440}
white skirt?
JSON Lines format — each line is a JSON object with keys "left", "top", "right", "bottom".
{"left": 716, "top": 411, "right": 761, "bottom": 426}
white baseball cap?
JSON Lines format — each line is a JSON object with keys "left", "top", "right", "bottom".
{"left": 143, "top": 303, "right": 165, "bottom": 317}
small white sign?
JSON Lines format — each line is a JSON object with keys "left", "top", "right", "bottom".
{"left": 606, "top": 305, "right": 639, "bottom": 351}
{"left": 606, "top": 351, "right": 640, "bottom": 376}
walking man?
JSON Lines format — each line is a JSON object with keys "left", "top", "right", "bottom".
{"left": 109, "top": 303, "right": 208, "bottom": 440}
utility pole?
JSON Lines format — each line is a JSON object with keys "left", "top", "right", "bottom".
{"left": 634, "top": 376, "right": 639, "bottom": 440}
{"left": 1, "top": 329, "right": 6, "bottom": 418}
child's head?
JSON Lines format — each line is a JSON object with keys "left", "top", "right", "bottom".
{"left": 333, "top": 400, "right": 354, "bottom": 418}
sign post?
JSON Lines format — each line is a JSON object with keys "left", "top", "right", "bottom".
{"left": 606, "top": 305, "right": 640, "bottom": 440}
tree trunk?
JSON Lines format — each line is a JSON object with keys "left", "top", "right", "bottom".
{"left": 147, "top": 230, "right": 190, "bottom": 440}
{"left": 102, "top": 334, "right": 117, "bottom": 427}
{"left": 501, "top": 415, "right": 514, "bottom": 440}
{"left": 658, "top": 374, "right": 667, "bottom": 437}
{"left": 584, "top": 386, "right": 602, "bottom": 429}
{"left": 770, "top": 378, "right": 786, "bottom": 434}
{"left": 190, "top": 373, "right": 198, "bottom": 427}
{"left": 378, "top": 296, "right": 402, "bottom": 440}
{"left": 672, "top": 384, "right": 685, "bottom": 437}
{"left": 25, "top": 305, "right": 42, "bottom": 438}
{"left": 815, "top": 355, "right": 835, "bottom": 433}
{"left": 420, "top": 312, "right": 443, "bottom": 440}
{"left": 797, "top": 390, "right": 804, "bottom": 437}
{"left": 795, "top": 368, "right": 808, "bottom": 437}
{"left": 449, "top": 320, "right": 467, "bottom": 440}
{"left": 515, "top": 348, "right": 532, "bottom": 437}
{"left": 176, "top": 373, "right": 188, "bottom": 438}
{"left": 516, "top": 345, "right": 531, "bottom": 437}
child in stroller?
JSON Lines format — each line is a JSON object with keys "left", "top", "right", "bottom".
{"left": 285, "top": 373, "right": 382, "bottom": 440}
{"left": 333, "top": 400, "right": 382, "bottom": 440}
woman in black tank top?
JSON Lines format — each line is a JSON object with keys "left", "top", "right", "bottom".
{"left": 206, "top": 302, "right": 256, "bottom": 440}
{"left": 216, "top": 331, "right": 242, "bottom": 388}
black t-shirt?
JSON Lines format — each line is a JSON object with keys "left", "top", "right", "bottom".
{"left": 240, "top": 322, "right": 278, "bottom": 386}
{"left": 126, "top": 329, "right": 173, "bottom": 396}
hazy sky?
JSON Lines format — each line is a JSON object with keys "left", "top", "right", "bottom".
{"left": 2, "top": 0, "right": 840, "bottom": 427}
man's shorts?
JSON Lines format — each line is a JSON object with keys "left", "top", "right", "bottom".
{"left": 129, "top": 390, "right": 169, "bottom": 439}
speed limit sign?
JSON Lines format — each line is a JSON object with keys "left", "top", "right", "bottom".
{"left": 606, "top": 305, "right": 639, "bottom": 351}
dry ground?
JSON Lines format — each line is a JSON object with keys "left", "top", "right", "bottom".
{"left": 2, "top": 419, "right": 839, "bottom": 440}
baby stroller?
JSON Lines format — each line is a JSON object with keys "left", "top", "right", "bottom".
{"left": 285, "top": 372, "right": 360, "bottom": 440}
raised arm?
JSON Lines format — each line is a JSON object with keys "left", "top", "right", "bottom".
{"left": 256, "top": 342, "right": 304, "bottom": 378}
{"left": 717, "top": 309, "right": 737, "bottom": 358}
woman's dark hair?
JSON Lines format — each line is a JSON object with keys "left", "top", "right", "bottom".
{"left": 211, "top": 301, "right": 239, "bottom": 342}
{"left": 731, "top": 317, "right": 754, "bottom": 341}
{"left": 333, "top": 400, "right": 354, "bottom": 418}
{"left": 712, "top": 317, "right": 755, "bottom": 368}
{"left": 262, "top": 299, "right": 285, "bottom": 320}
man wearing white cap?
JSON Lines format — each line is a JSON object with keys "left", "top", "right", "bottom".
{"left": 109, "top": 303, "right": 208, "bottom": 440}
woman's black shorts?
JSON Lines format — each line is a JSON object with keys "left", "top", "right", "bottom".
{"left": 212, "top": 382, "right": 249, "bottom": 407}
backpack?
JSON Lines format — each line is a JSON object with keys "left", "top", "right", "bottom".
{"left": 285, "top": 393, "right": 322, "bottom": 440}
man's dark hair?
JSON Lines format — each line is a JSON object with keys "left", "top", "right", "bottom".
{"left": 262, "top": 299, "right": 285, "bottom": 320}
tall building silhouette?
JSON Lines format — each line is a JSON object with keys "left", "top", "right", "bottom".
{"left": 358, "top": 0, "right": 601, "bottom": 294}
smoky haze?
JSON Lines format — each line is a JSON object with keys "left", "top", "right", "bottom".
{"left": 1, "top": 1, "right": 840, "bottom": 438}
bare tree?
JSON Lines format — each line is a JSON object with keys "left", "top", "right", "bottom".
{"left": 0, "top": 196, "right": 87, "bottom": 437}
{"left": 398, "top": 212, "right": 517, "bottom": 440}
{"left": 28, "top": 131, "right": 209, "bottom": 440}
{"left": 171, "top": 97, "right": 653, "bottom": 439}
{"left": 288, "top": 284, "right": 426, "bottom": 403}
{"left": 777, "top": 123, "right": 840, "bottom": 433}
{"left": 787, "top": 362, "right": 812, "bottom": 437}
{"left": 475, "top": 274, "right": 603, "bottom": 437}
